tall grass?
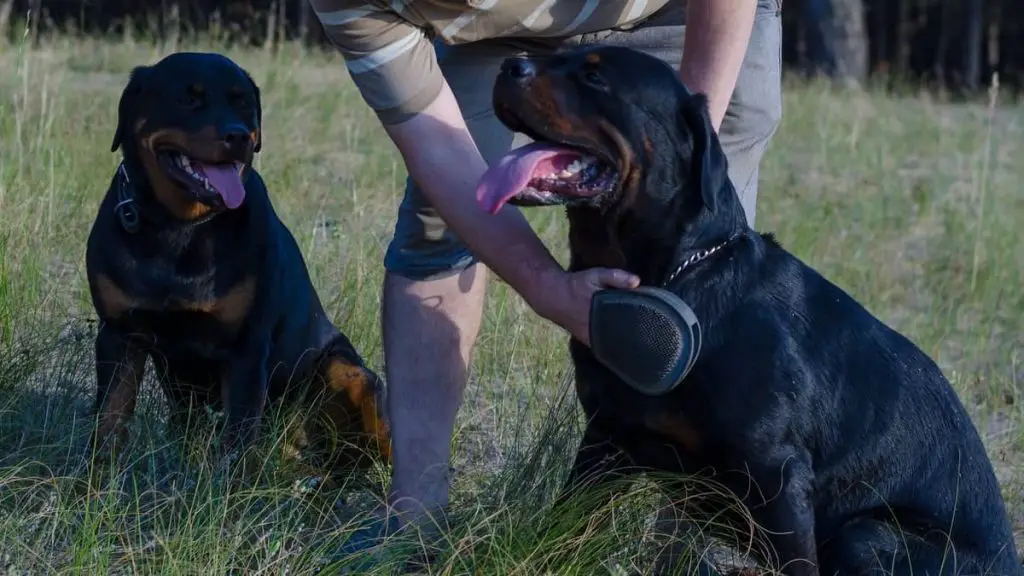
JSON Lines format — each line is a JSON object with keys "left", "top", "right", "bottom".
{"left": 0, "top": 23, "right": 1020, "bottom": 574}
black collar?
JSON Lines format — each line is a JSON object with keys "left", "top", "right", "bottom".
{"left": 113, "top": 163, "right": 142, "bottom": 234}
{"left": 113, "top": 162, "right": 219, "bottom": 234}
{"left": 661, "top": 231, "right": 744, "bottom": 288}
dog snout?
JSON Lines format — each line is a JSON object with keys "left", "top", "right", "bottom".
{"left": 502, "top": 57, "right": 537, "bottom": 82}
{"left": 221, "top": 125, "right": 251, "bottom": 150}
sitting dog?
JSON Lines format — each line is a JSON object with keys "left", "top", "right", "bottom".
{"left": 85, "top": 52, "right": 390, "bottom": 477}
{"left": 475, "top": 46, "right": 1020, "bottom": 575}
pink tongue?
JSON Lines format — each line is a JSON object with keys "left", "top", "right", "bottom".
{"left": 475, "top": 142, "right": 582, "bottom": 214}
{"left": 195, "top": 163, "right": 246, "bottom": 209}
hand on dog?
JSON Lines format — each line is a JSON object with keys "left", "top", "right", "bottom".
{"left": 538, "top": 268, "right": 640, "bottom": 347}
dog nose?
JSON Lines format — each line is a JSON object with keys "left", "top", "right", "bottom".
{"left": 502, "top": 57, "right": 536, "bottom": 81}
{"left": 221, "top": 126, "right": 251, "bottom": 149}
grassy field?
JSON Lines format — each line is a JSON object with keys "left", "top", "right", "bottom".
{"left": 0, "top": 27, "right": 1022, "bottom": 575}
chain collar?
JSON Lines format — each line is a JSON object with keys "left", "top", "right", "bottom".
{"left": 662, "top": 233, "right": 743, "bottom": 288}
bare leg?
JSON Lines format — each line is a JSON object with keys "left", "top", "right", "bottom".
{"left": 372, "top": 41, "right": 526, "bottom": 531}
{"left": 380, "top": 264, "right": 486, "bottom": 526}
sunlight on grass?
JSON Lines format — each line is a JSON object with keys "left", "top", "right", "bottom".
{"left": 0, "top": 24, "right": 1021, "bottom": 574}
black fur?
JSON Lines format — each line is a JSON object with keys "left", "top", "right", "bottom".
{"left": 86, "top": 52, "right": 389, "bottom": 475}
{"left": 491, "top": 46, "right": 1020, "bottom": 576}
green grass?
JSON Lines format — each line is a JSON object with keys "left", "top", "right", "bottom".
{"left": 0, "top": 26, "right": 1022, "bottom": 575}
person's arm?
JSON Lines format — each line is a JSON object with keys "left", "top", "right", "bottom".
{"left": 311, "top": 0, "right": 637, "bottom": 342}
{"left": 678, "top": 0, "right": 758, "bottom": 131}
{"left": 384, "top": 84, "right": 605, "bottom": 318}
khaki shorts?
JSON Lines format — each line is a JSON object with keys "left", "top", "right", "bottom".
{"left": 384, "top": 0, "right": 783, "bottom": 281}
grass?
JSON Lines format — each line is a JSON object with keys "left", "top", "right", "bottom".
{"left": 0, "top": 24, "right": 1022, "bottom": 575}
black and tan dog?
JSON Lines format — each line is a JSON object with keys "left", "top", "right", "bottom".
{"left": 476, "top": 47, "right": 1020, "bottom": 575}
{"left": 85, "top": 52, "right": 390, "bottom": 477}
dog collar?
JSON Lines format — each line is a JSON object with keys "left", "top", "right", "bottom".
{"left": 662, "top": 232, "right": 744, "bottom": 288}
{"left": 114, "top": 163, "right": 142, "bottom": 234}
{"left": 587, "top": 232, "right": 745, "bottom": 397}
{"left": 113, "top": 162, "right": 220, "bottom": 233}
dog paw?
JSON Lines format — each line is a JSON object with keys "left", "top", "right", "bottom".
{"left": 316, "top": 358, "right": 392, "bottom": 464}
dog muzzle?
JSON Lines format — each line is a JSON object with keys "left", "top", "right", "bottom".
{"left": 589, "top": 286, "right": 701, "bottom": 396}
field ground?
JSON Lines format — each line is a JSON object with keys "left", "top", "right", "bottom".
{"left": 0, "top": 30, "right": 1021, "bottom": 574}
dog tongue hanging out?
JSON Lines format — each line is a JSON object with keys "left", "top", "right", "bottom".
{"left": 475, "top": 142, "right": 618, "bottom": 213}
{"left": 199, "top": 163, "right": 246, "bottom": 209}
{"left": 86, "top": 51, "right": 392, "bottom": 489}
{"left": 108, "top": 51, "right": 262, "bottom": 219}
{"left": 157, "top": 151, "right": 248, "bottom": 210}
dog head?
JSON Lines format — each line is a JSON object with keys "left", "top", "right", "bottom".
{"left": 111, "top": 52, "right": 263, "bottom": 220}
{"left": 476, "top": 46, "right": 746, "bottom": 273}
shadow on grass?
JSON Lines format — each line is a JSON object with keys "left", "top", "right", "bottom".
{"left": 0, "top": 317, "right": 778, "bottom": 574}
{"left": 0, "top": 318, "right": 385, "bottom": 573}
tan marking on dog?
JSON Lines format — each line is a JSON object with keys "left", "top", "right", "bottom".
{"left": 528, "top": 76, "right": 577, "bottom": 135}
{"left": 172, "top": 276, "right": 256, "bottom": 332}
{"left": 643, "top": 135, "right": 655, "bottom": 157}
{"left": 585, "top": 52, "right": 601, "bottom": 64}
{"left": 647, "top": 412, "right": 702, "bottom": 454}
{"left": 93, "top": 274, "right": 138, "bottom": 318}
{"left": 92, "top": 351, "right": 147, "bottom": 460}
{"left": 322, "top": 360, "right": 392, "bottom": 461}
{"left": 139, "top": 128, "right": 215, "bottom": 221}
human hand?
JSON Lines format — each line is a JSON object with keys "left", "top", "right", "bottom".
{"left": 532, "top": 268, "right": 641, "bottom": 347}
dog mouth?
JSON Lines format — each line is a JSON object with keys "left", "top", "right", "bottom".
{"left": 156, "top": 149, "right": 247, "bottom": 210}
{"left": 476, "top": 84, "right": 621, "bottom": 214}
{"left": 475, "top": 142, "right": 618, "bottom": 214}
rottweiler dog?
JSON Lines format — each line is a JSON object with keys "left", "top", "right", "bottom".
{"left": 475, "top": 47, "right": 1020, "bottom": 575}
{"left": 85, "top": 52, "right": 390, "bottom": 477}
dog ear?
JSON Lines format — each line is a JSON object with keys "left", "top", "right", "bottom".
{"left": 244, "top": 71, "right": 263, "bottom": 153}
{"left": 679, "top": 93, "right": 730, "bottom": 213}
{"left": 111, "top": 66, "right": 151, "bottom": 153}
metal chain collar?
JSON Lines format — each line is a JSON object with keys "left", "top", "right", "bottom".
{"left": 662, "top": 238, "right": 733, "bottom": 288}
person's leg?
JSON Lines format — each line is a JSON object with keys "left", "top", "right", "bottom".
{"left": 716, "top": 0, "right": 784, "bottom": 228}
{"left": 379, "top": 40, "right": 531, "bottom": 529}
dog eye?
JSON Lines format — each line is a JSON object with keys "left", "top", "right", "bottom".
{"left": 228, "top": 87, "right": 250, "bottom": 108}
{"left": 179, "top": 84, "right": 204, "bottom": 110}
{"left": 582, "top": 70, "right": 608, "bottom": 90}
{"left": 177, "top": 94, "right": 201, "bottom": 109}
{"left": 231, "top": 95, "right": 252, "bottom": 110}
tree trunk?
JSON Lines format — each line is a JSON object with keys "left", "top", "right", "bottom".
{"left": 803, "top": 0, "right": 869, "bottom": 85}
{"left": 963, "top": 0, "right": 983, "bottom": 90}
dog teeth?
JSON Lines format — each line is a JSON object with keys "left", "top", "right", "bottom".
{"left": 177, "top": 155, "right": 198, "bottom": 176}
{"left": 558, "top": 160, "right": 584, "bottom": 177}
{"left": 555, "top": 156, "right": 597, "bottom": 178}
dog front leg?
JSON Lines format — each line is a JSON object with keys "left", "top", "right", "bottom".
{"left": 556, "top": 419, "right": 637, "bottom": 512}
{"left": 90, "top": 323, "right": 147, "bottom": 463}
{"left": 744, "top": 457, "right": 820, "bottom": 576}
{"left": 312, "top": 349, "right": 392, "bottom": 470}
{"left": 219, "top": 339, "right": 270, "bottom": 474}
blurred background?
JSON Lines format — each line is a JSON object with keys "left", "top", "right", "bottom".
{"left": 2, "top": 0, "right": 1020, "bottom": 96}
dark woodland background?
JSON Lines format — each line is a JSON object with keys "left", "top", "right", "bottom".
{"left": 1, "top": 0, "right": 1020, "bottom": 95}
